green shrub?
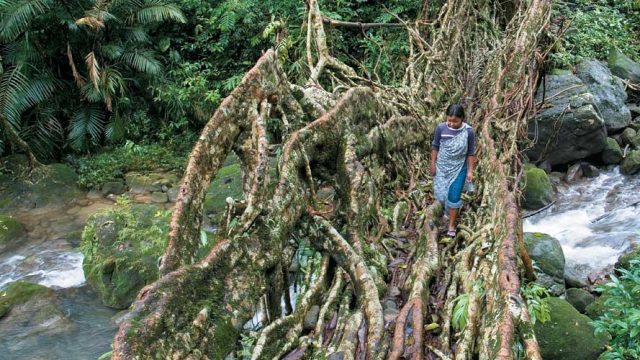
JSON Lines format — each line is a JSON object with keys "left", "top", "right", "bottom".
{"left": 550, "top": 0, "right": 640, "bottom": 68}
{"left": 71, "top": 142, "right": 189, "bottom": 189}
{"left": 592, "top": 255, "right": 640, "bottom": 359}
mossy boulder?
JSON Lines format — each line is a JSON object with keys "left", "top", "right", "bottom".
{"left": 0, "top": 163, "right": 82, "bottom": 212}
{"left": 81, "top": 204, "right": 171, "bottom": 309}
{"left": 524, "top": 232, "right": 565, "bottom": 296}
{"left": 620, "top": 149, "right": 640, "bottom": 175}
{"left": 0, "top": 281, "right": 72, "bottom": 339}
{"left": 522, "top": 166, "right": 554, "bottom": 210}
{"left": 615, "top": 247, "right": 639, "bottom": 271}
{"left": 0, "top": 214, "right": 26, "bottom": 253}
{"left": 585, "top": 293, "right": 611, "bottom": 319}
{"left": 601, "top": 137, "right": 623, "bottom": 165}
{"left": 534, "top": 297, "right": 609, "bottom": 360}
{"left": 565, "top": 288, "right": 595, "bottom": 313}
{"left": 608, "top": 48, "right": 640, "bottom": 84}
{"left": 0, "top": 282, "right": 52, "bottom": 318}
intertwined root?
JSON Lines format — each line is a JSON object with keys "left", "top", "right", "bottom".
{"left": 114, "top": 0, "right": 552, "bottom": 359}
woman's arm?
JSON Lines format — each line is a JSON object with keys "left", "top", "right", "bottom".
{"left": 430, "top": 149, "right": 438, "bottom": 175}
{"left": 466, "top": 155, "right": 475, "bottom": 182}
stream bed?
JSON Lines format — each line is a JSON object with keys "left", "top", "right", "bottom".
{"left": 524, "top": 167, "right": 640, "bottom": 283}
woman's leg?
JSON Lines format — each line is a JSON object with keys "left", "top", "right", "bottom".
{"left": 446, "top": 164, "right": 467, "bottom": 232}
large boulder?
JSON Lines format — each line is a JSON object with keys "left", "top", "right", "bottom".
{"left": 601, "top": 137, "right": 623, "bottom": 164}
{"left": 0, "top": 163, "right": 82, "bottom": 213}
{"left": 81, "top": 204, "right": 170, "bottom": 309}
{"left": 608, "top": 48, "right": 640, "bottom": 84}
{"left": 522, "top": 166, "right": 553, "bottom": 210}
{"left": 527, "top": 74, "right": 607, "bottom": 166}
{"left": 0, "top": 282, "right": 72, "bottom": 337}
{"left": 576, "top": 59, "right": 631, "bottom": 131}
{"left": 565, "top": 287, "right": 594, "bottom": 313}
{"left": 535, "top": 297, "right": 609, "bottom": 360}
{"left": 0, "top": 214, "right": 26, "bottom": 253}
{"left": 524, "top": 232, "right": 566, "bottom": 296}
{"left": 620, "top": 149, "right": 640, "bottom": 175}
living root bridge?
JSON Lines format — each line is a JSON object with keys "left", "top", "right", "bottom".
{"left": 114, "top": 0, "right": 553, "bottom": 358}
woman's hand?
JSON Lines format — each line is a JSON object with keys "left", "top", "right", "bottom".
{"left": 466, "top": 171, "right": 473, "bottom": 183}
{"left": 429, "top": 163, "right": 436, "bottom": 176}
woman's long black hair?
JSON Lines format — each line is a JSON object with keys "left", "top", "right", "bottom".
{"left": 446, "top": 103, "right": 465, "bottom": 120}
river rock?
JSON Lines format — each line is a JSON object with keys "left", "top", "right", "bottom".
{"left": 602, "top": 137, "right": 623, "bottom": 164}
{"left": 522, "top": 166, "right": 554, "bottom": 210}
{"left": 0, "top": 163, "right": 82, "bottom": 212}
{"left": 621, "top": 127, "right": 637, "bottom": 146}
{"left": 0, "top": 215, "right": 26, "bottom": 253}
{"left": 565, "top": 163, "right": 583, "bottom": 183}
{"left": 576, "top": 59, "right": 631, "bottom": 131}
{"left": 620, "top": 149, "right": 640, "bottom": 175}
{"left": 150, "top": 191, "right": 168, "bottom": 204}
{"left": 628, "top": 103, "right": 640, "bottom": 118}
{"left": 564, "top": 263, "right": 591, "bottom": 288}
{"left": 81, "top": 204, "right": 170, "bottom": 309}
{"left": 527, "top": 74, "right": 607, "bottom": 166}
{"left": 101, "top": 181, "right": 126, "bottom": 196}
{"left": 524, "top": 232, "right": 565, "bottom": 296}
{"left": 608, "top": 48, "right": 640, "bottom": 84}
{"left": 0, "top": 282, "right": 72, "bottom": 337}
{"left": 534, "top": 297, "right": 609, "bottom": 360}
{"left": 565, "top": 288, "right": 594, "bottom": 313}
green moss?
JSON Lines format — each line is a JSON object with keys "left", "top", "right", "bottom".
{"left": 0, "top": 214, "right": 25, "bottom": 247}
{"left": 616, "top": 247, "right": 640, "bottom": 271}
{"left": 535, "top": 297, "right": 609, "bottom": 360}
{"left": 203, "top": 162, "right": 243, "bottom": 220}
{"left": 522, "top": 166, "right": 553, "bottom": 210}
{"left": 81, "top": 204, "right": 171, "bottom": 309}
{"left": 0, "top": 282, "right": 52, "bottom": 318}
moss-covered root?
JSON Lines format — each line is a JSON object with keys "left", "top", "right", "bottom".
{"left": 313, "top": 216, "right": 384, "bottom": 359}
{"left": 389, "top": 202, "right": 441, "bottom": 360}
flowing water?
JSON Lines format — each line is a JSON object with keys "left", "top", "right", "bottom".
{"left": 524, "top": 167, "right": 640, "bottom": 282}
{"left": 0, "top": 199, "right": 119, "bottom": 360}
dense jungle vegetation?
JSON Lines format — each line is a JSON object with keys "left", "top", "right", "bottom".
{"left": 2, "top": 0, "right": 638, "bottom": 170}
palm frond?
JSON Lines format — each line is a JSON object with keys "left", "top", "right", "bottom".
{"left": 21, "top": 103, "right": 63, "bottom": 159}
{"left": 100, "top": 66, "right": 124, "bottom": 111}
{"left": 0, "top": 65, "right": 55, "bottom": 128}
{"left": 120, "top": 48, "right": 160, "bottom": 74}
{"left": 100, "top": 43, "right": 125, "bottom": 60}
{"left": 67, "top": 43, "right": 86, "bottom": 88}
{"left": 105, "top": 111, "right": 125, "bottom": 142}
{"left": 133, "top": 0, "right": 185, "bottom": 25}
{"left": 85, "top": 51, "right": 101, "bottom": 90}
{"left": 75, "top": 16, "right": 105, "bottom": 30}
{"left": 125, "top": 27, "right": 150, "bottom": 43}
{"left": 68, "top": 104, "right": 106, "bottom": 150}
{"left": 0, "top": 0, "right": 51, "bottom": 41}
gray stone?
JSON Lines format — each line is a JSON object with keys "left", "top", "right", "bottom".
{"left": 611, "top": 134, "right": 623, "bottom": 146}
{"left": 602, "top": 137, "right": 623, "bottom": 164}
{"left": 630, "top": 133, "right": 640, "bottom": 148}
{"left": 527, "top": 74, "right": 607, "bottom": 166}
{"left": 580, "top": 163, "right": 599, "bottom": 178}
{"left": 101, "top": 181, "right": 126, "bottom": 196}
{"left": 124, "top": 173, "right": 163, "bottom": 194}
{"left": 576, "top": 59, "right": 631, "bottom": 131}
{"left": 303, "top": 305, "right": 320, "bottom": 330}
{"left": 87, "top": 189, "right": 103, "bottom": 199}
{"left": 167, "top": 188, "right": 179, "bottom": 202}
{"left": 150, "top": 192, "right": 168, "bottom": 204}
{"left": 565, "top": 288, "right": 595, "bottom": 314}
{"left": 621, "top": 127, "right": 637, "bottom": 146}
{"left": 621, "top": 149, "right": 640, "bottom": 175}
{"left": 628, "top": 103, "right": 640, "bottom": 118}
{"left": 565, "top": 163, "right": 583, "bottom": 183}
{"left": 0, "top": 215, "right": 25, "bottom": 253}
{"left": 564, "top": 263, "right": 592, "bottom": 288}
{"left": 608, "top": 48, "right": 640, "bottom": 84}
{"left": 524, "top": 232, "right": 565, "bottom": 295}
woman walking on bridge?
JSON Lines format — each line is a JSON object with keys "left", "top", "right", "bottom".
{"left": 429, "top": 104, "right": 476, "bottom": 237}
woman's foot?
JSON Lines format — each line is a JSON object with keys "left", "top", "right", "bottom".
{"left": 446, "top": 228, "right": 456, "bottom": 237}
